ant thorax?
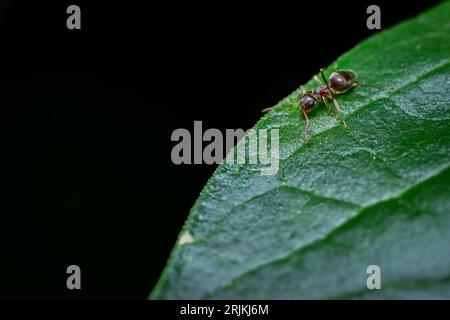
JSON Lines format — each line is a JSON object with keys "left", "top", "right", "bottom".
{"left": 312, "top": 86, "right": 333, "bottom": 100}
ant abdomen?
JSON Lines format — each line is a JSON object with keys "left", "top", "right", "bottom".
{"left": 330, "top": 71, "right": 356, "bottom": 92}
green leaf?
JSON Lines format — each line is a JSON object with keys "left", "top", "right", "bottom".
{"left": 151, "top": 1, "right": 450, "bottom": 299}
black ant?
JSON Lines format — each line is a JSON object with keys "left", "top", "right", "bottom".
{"left": 262, "top": 68, "right": 381, "bottom": 142}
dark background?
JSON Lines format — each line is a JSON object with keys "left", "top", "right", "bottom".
{"left": 0, "top": 0, "right": 441, "bottom": 298}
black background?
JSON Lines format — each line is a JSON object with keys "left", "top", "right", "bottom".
{"left": 0, "top": 0, "right": 441, "bottom": 298}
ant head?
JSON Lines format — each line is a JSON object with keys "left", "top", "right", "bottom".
{"left": 330, "top": 71, "right": 356, "bottom": 92}
{"left": 301, "top": 93, "right": 316, "bottom": 109}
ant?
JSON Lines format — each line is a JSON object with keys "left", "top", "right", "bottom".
{"left": 262, "top": 68, "right": 380, "bottom": 142}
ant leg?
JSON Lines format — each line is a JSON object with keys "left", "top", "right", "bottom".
{"left": 314, "top": 76, "right": 324, "bottom": 87}
{"left": 301, "top": 108, "right": 312, "bottom": 143}
{"left": 319, "top": 68, "right": 330, "bottom": 86}
{"left": 332, "top": 98, "right": 349, "bottom": 128}
{"left": 332, "top": 97, "right": 342, "bottom": 112}
{"left": 322, "top": 97, "right": 337, "bottom": 116}
{"left": 334, "top": 83, "right": 358, "bottom": 94}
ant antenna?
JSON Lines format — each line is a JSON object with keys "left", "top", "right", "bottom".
{"left": 262, "top": 103, "right": 296, "bottom": 113}
{"left": 261, "top": 105, "right": 279, "bottom": 113}
{"left": 262, "top": 93, "right": 303, "bottom": 113}
{"left": 357, "top": 82, "right": 391, "bottom": 90}
{"left": 262, "top": 85, "right": 307, "bottom": 113}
